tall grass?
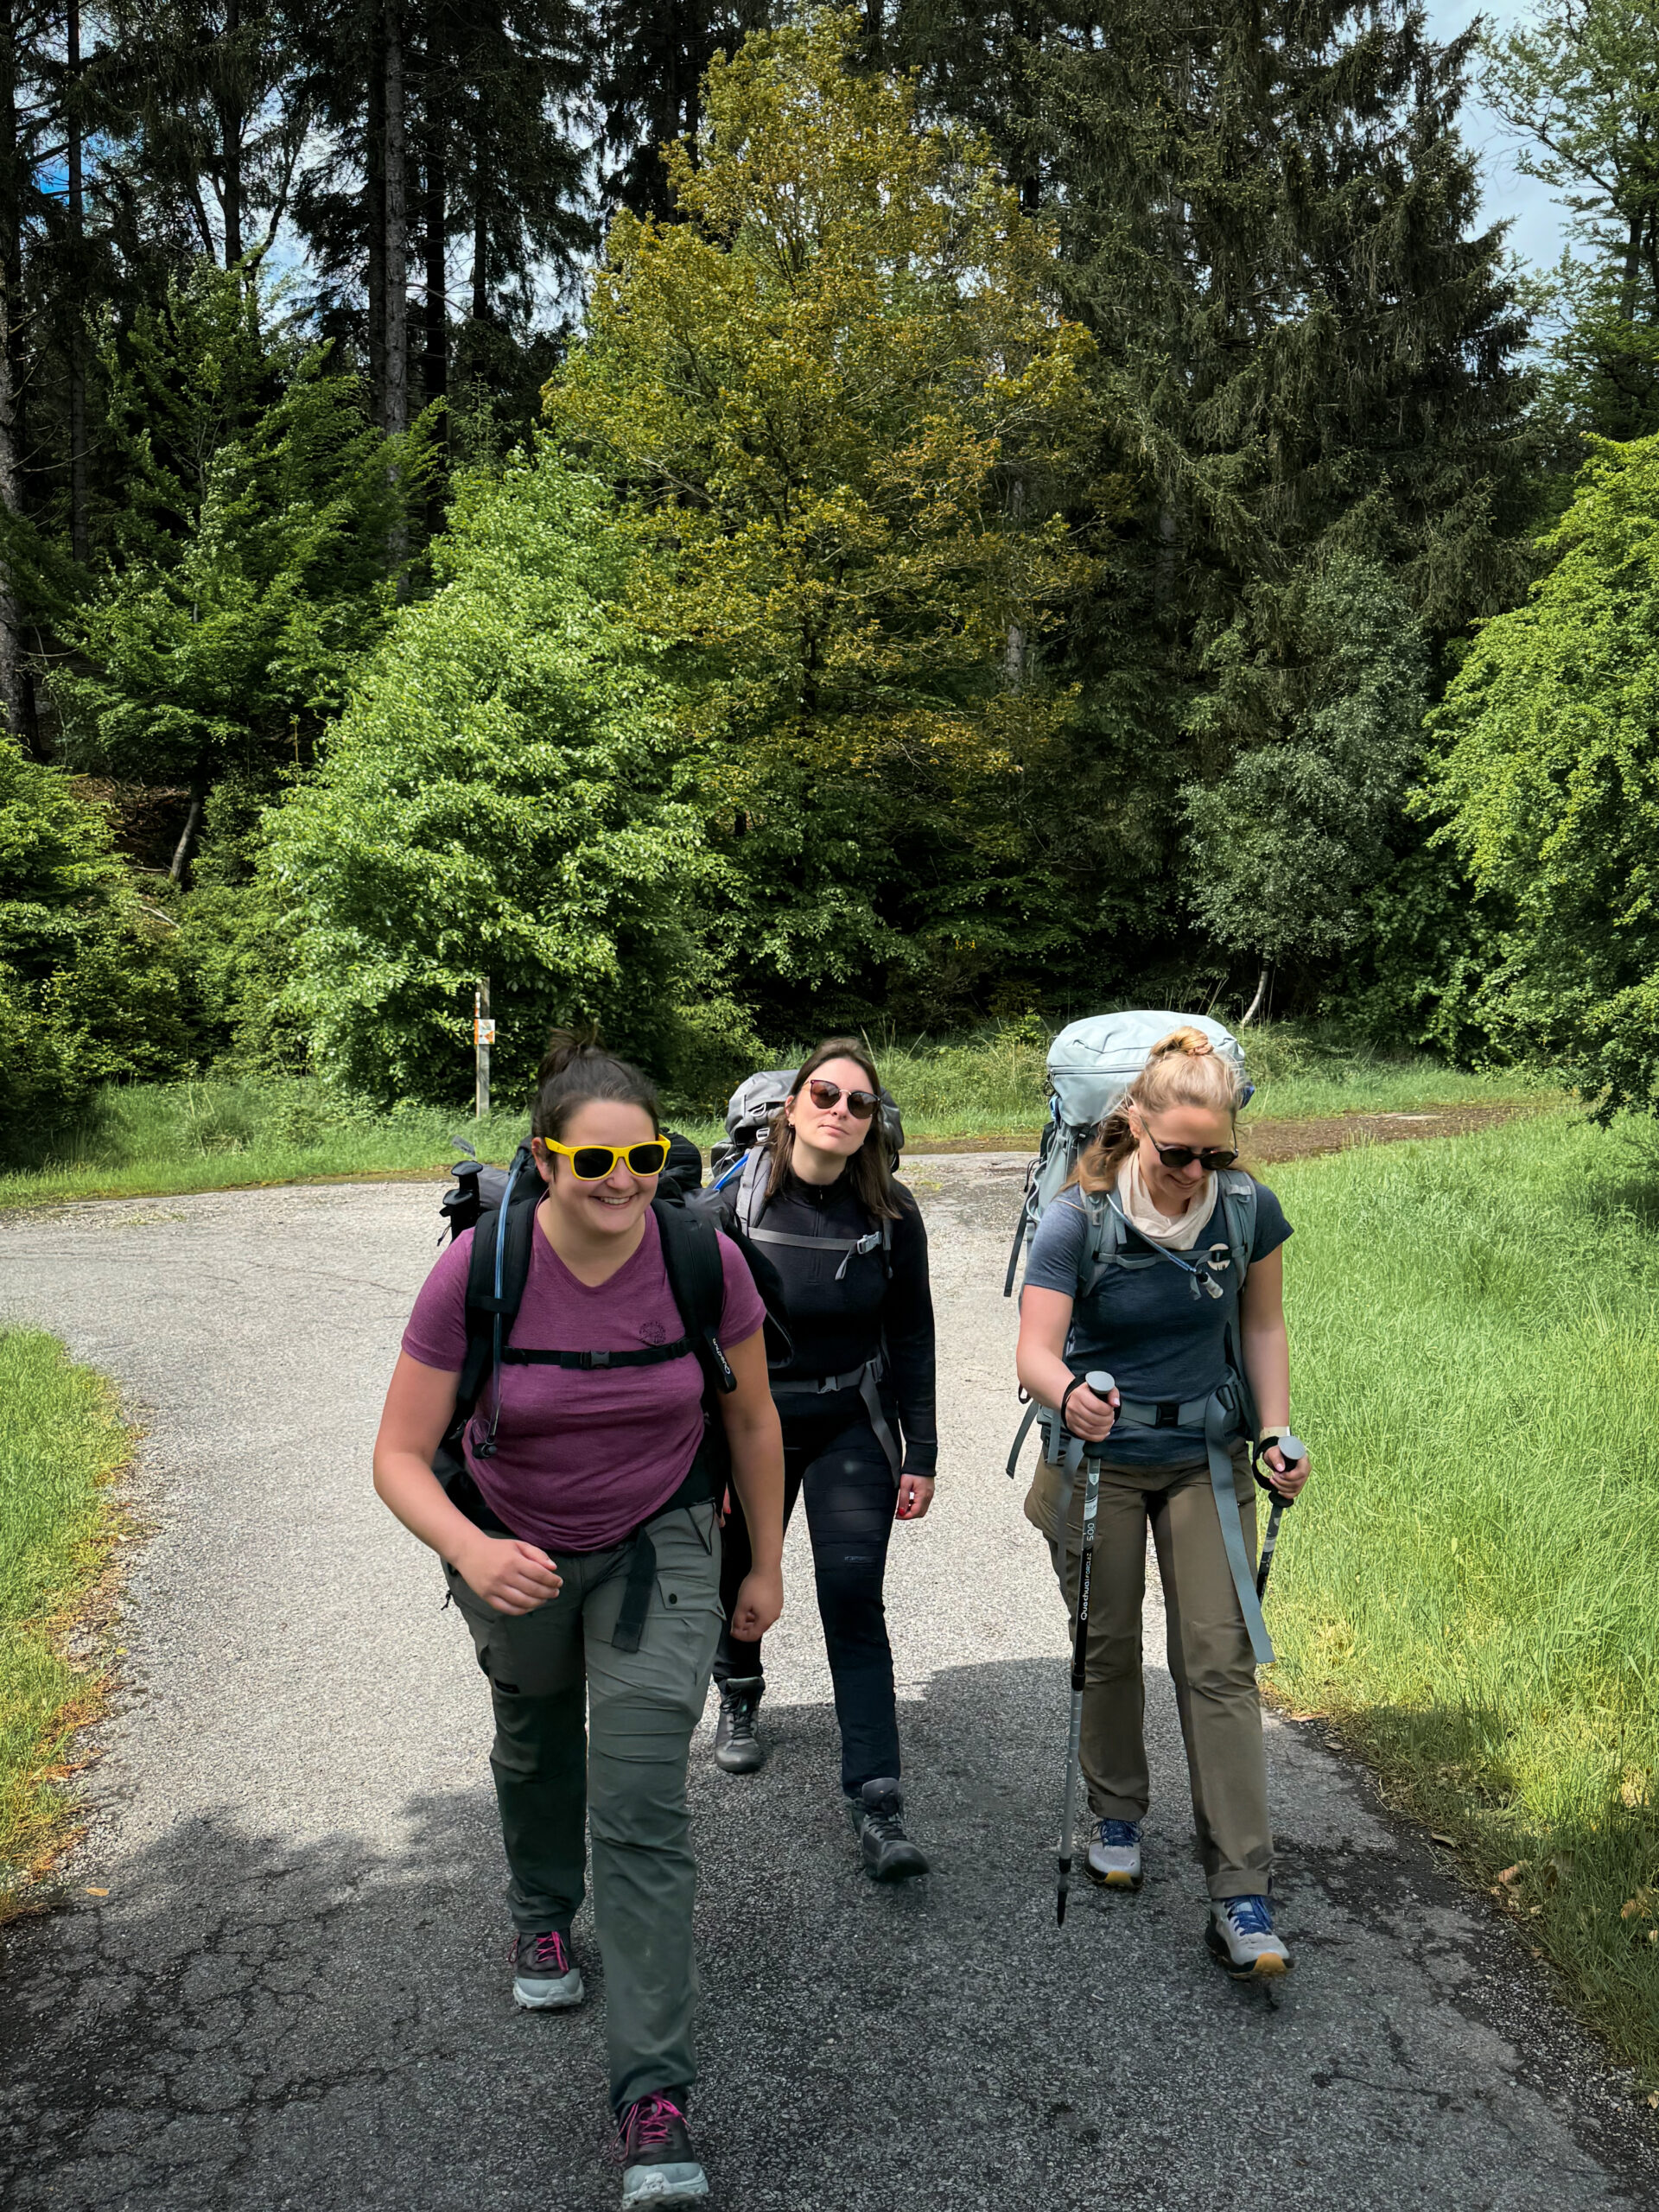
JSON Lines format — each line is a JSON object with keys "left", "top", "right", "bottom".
{"left": 0, "top": 1332, "right": 130, "bottom": 1920}
{"left": 1271, "top": 1109, "right": 1659, "bottom": 2073}
{"left": 0, "top": 1022, "right": 1544, "bottom": 1210}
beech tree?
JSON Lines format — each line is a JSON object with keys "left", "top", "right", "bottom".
{"left": 550, "top": 8, "right": 1096, "bottom": 1025}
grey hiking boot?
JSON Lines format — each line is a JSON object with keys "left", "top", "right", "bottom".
{"left": 713, "top": 1675, "right": 766, "bottom": 1774}
{"left": 510, "top": 1929, "right": 585, "bottom": 2011}
{"left": 615, "top": 2089, "right": 708, "bottom": 2206}
{"left": 847, "top": 1777, "right": 930, "bottom": 1881}
{"left": 1205, "top": 1894, "right": 1291, "bottom": 1978}
{"left": 1085, "top": 1818, "right": 1143, "bottom": 1890}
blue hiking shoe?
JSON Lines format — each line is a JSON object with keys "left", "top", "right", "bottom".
{"left": 1085, "top": 1818, "right": 1143, "bottom": 1890}
{"left": 1205, "top": 1893, "right": 1291, "bottom": 1978}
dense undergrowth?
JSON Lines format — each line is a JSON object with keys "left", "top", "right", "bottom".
{"left": 1269, "top": 1109, "right": 1659, "bottom": 2080}
{"left": 0, "top": 1020, "right": 1541, "bottom": 1209}
{"left": 0, "top": 1332, "right": 130, "bottom": 1923}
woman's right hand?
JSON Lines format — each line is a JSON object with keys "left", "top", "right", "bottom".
{"left": 454, "top": 1533, "right": 563, "bottom": 1616}
{"left": 1063, "top": 1380, "right": 1119, "bottom": 1443}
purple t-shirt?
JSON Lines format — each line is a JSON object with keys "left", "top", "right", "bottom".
{"left": 403, "top": 1208, "right": 766, "bottom": 1553}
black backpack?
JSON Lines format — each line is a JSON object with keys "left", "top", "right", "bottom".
{"left": 436, "top": 1141, "right": 791, "bottom": 1473}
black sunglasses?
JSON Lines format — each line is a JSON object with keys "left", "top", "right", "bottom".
{"left": 804, "top": 1077, "right": 879, "bottom": 1119}
{"left": 1147, "top": 1138, "right": 1238, "bottom": 1172}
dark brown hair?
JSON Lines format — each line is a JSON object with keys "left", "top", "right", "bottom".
{"left": 765, "top": 1036, "right": 900, "bottom": 1221}
{"left": 530, "top": 1027, "right": 660, "bottom": 1145}
{"left": 1072, "top": 1025, "right": 1245, "bottom": 1193}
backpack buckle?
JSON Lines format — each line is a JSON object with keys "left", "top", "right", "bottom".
{"left": 1154, "top": 1402, "right": 1180, "bottom": 1427}
{"left": 581, "top": 1351, "right": 612, "bottom": 1369}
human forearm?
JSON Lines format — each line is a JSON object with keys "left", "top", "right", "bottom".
{"left": 725, "top": 1409, "right": 785, "bottom": 1570}
{"left": 1241, "top": 1318, "right": 1289, "bottom": 1431}
{"left": 373, "top": 1446, "right": 486, "bottom": 1568}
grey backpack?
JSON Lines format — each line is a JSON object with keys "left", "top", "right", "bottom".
{"left": 705, "top": 1065, "right": 904, "bottom": 1278}
{"left": 1003, "top": 1010, "right": 1255, "bottom": 1300}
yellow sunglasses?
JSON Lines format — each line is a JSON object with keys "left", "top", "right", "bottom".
{"left": 537, "top": 1136, "right": 671, "bottom": 1182}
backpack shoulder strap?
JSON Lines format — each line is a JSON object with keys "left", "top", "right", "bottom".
{"left": 1078, "top": 1190, "right": 1126, "bottom": 1301}
{"left": 1217, "top": 1167, "right": 1257, "bottom": 1292}
{"left": 654, "top": 1196, "right": 737, "bottom": 1395}
{"left": 457, "top": 1181, "right": 538, "bottom": 1423}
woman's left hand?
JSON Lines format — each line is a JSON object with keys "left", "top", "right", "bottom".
{"left": 895, "top": 1473, "right": 934, "bottom": 1522}
{"left": 1262, "top": 1442, "right": 1312, "bottom": 1500}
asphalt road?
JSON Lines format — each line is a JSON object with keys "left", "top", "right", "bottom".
{"left": 1, "top": 1162, "right": 1655, "bottom": 2211}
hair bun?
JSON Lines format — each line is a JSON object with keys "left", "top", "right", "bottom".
{"left": 537, "top": 1024, "right": 602, "bottom": 1089}
{"left": 1151, "top": 1026, "right": 1213, "bottom": 1059}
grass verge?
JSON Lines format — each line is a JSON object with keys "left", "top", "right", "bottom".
{"left": 1268, "top": 1108, "right": 1659, "bottom": 2082}
{"left": 0, "top": 1331, "right": 130, "bottom": 1924}
{"left": 0, "top": 1024, "right": 1546, "bottom": 1209}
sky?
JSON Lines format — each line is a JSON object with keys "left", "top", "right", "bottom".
{"left": 1432, "top": 0, "right": 1567, "bottom": 270}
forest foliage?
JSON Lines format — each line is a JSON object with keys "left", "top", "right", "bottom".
{"left": 3, "top": 0, "right": 1658, "bottom": 1137}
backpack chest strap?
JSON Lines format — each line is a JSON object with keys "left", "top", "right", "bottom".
{"left": 501, "top": 1337, "right": 692, "bottom": 1370}
{"left": 747, "top": 1224, "right": 886, "bottom": 1281}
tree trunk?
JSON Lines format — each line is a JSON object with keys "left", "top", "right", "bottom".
{"left": 366, "top": 11, "right": 386, "bottom": 427}
{"left": 221, "top": 0, "right": 243, "bottom": 263}
{"left": 423, "top": 111, "right": 447, "bottom": 411}
{"left": 383, "top": 0, "right": 408, "bottom": 440}
{"left": 0, "top": 0, "right": 24, "bottom": 741}
{"left": 471, "top": 117, "right": 488, "bottom": 321}
{"left": 168, "top": 783, "right": 206, "bottom": 887}
{"left": 66, "top": 0, "right": 87, "bottom": 567}
{"left": 1239, "top": 964, "right": 1271, "bottom": 1027}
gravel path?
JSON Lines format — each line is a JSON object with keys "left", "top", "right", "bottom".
{"left": 0, "top": 1163, "right": 1654, "bottom": 2210}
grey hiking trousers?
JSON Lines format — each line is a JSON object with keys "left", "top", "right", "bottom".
{"left": 443, "top": 1500, "right": 722, "bottom": 2111}
{"left": 1026, "top": 1444, "right": 1273, "bottom": 1899}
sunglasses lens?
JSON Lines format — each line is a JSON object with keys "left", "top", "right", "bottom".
{"left": 807, "top": 1080, "right": 841, "bottom": 1109}
{"left": 626, "top": 1142, "right": 670, "bottom": 1175}
{"left": 846, "top": 1090, "right": 878, "bottom": 1119}
{"left": 570, "top": 1147, "right": 616, "bottom": 1179}
{"left": 1202, "top": 1149, "right": 1238, "bottom": 1171}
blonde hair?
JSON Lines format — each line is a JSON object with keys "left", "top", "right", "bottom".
{"left": 1072, "top": 1027, "right": 1245, "bottom": 1193}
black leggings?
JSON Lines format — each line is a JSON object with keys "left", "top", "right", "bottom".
{"left": 714, "top": 1402, "right": 899, "bottom": 1796}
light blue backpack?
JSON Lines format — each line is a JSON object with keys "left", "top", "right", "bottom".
{"left": 1002, "top": 1009, "right": 1254, "bottom": 1299}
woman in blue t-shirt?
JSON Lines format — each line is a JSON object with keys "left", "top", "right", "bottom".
{"left": 1014, "top": 1026, "right": 1311, "bottom": 1977}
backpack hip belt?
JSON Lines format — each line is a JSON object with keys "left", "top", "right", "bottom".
{"left": 1014, "top": 1381, "right": 1274, "bottom": 1669}
{"left": 771, "top": 1351, "right": 901, "bottom": 1476}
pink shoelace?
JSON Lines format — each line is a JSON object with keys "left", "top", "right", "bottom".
{"left": 514, "top": 1932, "right": 570, "bottom": 1974}
{"left": 620, "top": 2094, "right": 686, "bottom": 2156}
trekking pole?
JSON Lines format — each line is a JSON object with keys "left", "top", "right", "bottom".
{"left": 1057, "top": 1370, "right": 1115, "bottom": 1928}
{"left": 1253, "top": 1435, "right": 1306, "bottom": 1601}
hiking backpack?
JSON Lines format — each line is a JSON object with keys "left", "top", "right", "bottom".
{"left": 435, "top": 1137, "right": 791, "bottom": 1471}
{"left": 701, "top": 1065, "right": 905, "bottom": 1282}
{"left": 1002, "top": 1010, "right": 1257, "bottom": 1304}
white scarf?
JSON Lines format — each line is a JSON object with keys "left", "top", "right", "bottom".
{"left": 1113, "top": 1154, "right": 1215, "bottom": 1251}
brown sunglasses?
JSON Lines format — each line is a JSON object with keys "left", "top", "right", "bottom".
{"left": 804, "top": 1077, "right": 879, "bottom": 1119}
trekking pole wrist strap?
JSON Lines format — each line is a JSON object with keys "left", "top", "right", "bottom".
{"left": 1059, "top": 1376, "right": 1090, "bottom": 1433}
{"left": 1256, "top": 1424, "right": 1291, "bottom": 1449}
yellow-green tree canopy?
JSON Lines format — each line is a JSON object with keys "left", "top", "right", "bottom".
{"left": 546, "top": 8, "right": 1098, "bottom": 1022}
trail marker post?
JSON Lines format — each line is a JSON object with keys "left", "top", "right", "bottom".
{"left": 474, "top": 978, "right": 494, "bottom": 1119}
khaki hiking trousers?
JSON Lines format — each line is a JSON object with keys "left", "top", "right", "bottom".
{"left": 1026, "top": 1442, "right": 1272, "bottom": 1898}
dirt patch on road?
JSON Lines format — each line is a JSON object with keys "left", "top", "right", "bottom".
{"left": 909, "top": 1101, "right": 1539, "bottom": 1164}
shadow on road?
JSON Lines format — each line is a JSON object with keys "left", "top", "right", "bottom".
{"left": 3, "top": 1658, "right": 1655, "bottom": 2212}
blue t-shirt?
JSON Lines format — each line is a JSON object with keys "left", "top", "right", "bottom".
{"left": 1022, "top": 1178, "right": 1292, "bottom": 1466}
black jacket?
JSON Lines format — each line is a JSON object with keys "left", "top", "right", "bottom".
{"left": 754, "top": 1168, "right": 938, "bottom": 1475}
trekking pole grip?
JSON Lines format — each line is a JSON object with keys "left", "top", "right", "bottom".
{"left": 1255, "top": 1432, "right": 1306, "bottom": 1499}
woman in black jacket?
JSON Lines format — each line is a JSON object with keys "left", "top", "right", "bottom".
{"left": 710, "top": 1038, "right": 938, "bottom": 1879}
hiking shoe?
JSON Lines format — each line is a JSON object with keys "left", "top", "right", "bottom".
{"left": 713, "top": 1675, "right": 766, "bottom": 1774}
{"left": 1085, "top": 1818, "right": 1143, "bottom": 1890}
{"left": 848, "top": 1777, "right": 930, "bottom": 1881}
{"left": 1205, "top": 1894, "right": 1291, "bottom": 1978}
{"left": 510, "top": 1929, "right": 585, "bottom": 2011}
{"left": 616, "top": 2089, "right": 709, "bottom": 2206}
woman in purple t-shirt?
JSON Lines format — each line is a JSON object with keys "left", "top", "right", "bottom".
{"left": 373, "top": 1033, "right": 784, "bottom": 2212}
